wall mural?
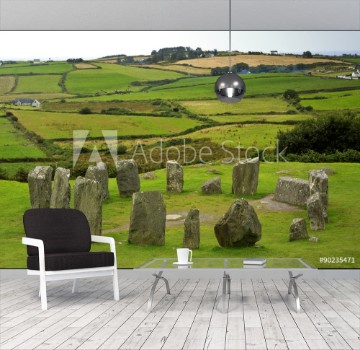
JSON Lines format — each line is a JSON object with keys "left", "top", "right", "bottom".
{"left": 0, "top": 31, "right": 359, "bottom": 269}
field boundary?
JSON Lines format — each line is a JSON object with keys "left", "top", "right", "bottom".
{"left": 4, "top": 116, "right": 61, "bottom": 159}
{"left": 131, "top": 64, "right": 210, "bottom": 77}
{"left": 9, "top": 75, "right": 18, "bottom": 94}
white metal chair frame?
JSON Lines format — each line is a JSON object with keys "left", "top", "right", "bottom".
{"left": 22, "top": 235, "right": 119, "bottom": 311}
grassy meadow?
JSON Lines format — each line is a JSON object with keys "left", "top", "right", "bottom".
{"left": 178, "top": 124, "right": 293, "bottom": 149}
{"left": 140, "top": 64, "right": 211, "bottom": 75}
{"left": 208, "top": 114, "right": 311, "bottom": 123}
{"left": 180, "top": 97, "right": 295, "bottom": 115}
{"left": 0, "top": 62, "right": 73, "bottom": 75}
{"left": 41, "top": 100, "right": 165, "bottom": 114}
{"left": 69, "top": 74, "right": 360, "bottom": 102}
{"left": 152, "top": 74, "right": 360, "bottom": 92}
{"left": 0, "top": 76, "right": 16, "bottom": 94}
{"left": 0, "top": 118, "right": 47, "bottom": 159}
{"left": 0, "top": 54, "right": 359, "bottom": 269}
{"left": 15, "top": 75, "right": 62, "bottom": 93}
{"left": 300, "top": 90, "right": 360, "bottom": 111}
{"left": 12, "top": 110, "right": 201, "bottom": 140}
{"left": 66, "top": 63, "right": 184, "bottom": 94}
{"left": 0, "top": 162, "right": 359, "bottom": 269}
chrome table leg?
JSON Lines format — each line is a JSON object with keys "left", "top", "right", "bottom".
{"left": 222, "top": 271, "right": 231, "bottom": 295}
{"left": 288, "top": 271, "right": 303, "bottom": 313}
{"left": 147, "top": 271, "right": 170, "bottom": 313}
{"left": 220, "top": 271, "right": 231, "bottom": 313}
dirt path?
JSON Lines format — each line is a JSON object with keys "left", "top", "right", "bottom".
{"left": 252, "top": 194, "right": 303, "bottom": 213}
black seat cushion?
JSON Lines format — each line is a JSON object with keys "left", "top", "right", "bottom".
{"left": 27, "top": 252, "right": 114, "bottom": 271}
{"left": 23, "top": 209, "right": 91, "bottom": 256}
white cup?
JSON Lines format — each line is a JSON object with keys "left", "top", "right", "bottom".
{"left": 177, "top": 248, "right": 192, "bottom": 264}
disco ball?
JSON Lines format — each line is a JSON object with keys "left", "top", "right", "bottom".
{"left": 215, "top": 72, "right": 246, "bottom": 103}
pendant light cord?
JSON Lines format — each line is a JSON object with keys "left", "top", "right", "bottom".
{"left": 228, "top": 0, "right": 232, "bottom": 72}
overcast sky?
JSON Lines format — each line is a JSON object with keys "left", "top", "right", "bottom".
{"left": 0, "top": 31, "right": 359, "bottom": 60}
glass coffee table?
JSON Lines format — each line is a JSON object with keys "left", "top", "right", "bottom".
{"left": 138, "top": 258, "right": 316, "bottom": 313}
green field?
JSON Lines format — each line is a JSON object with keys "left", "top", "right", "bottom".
{"left": 12, "top": 110, "right": 201, "bottom": 140}
{"left": 178, "top": 123, "right": 293, "bottom": 149}
{"left": 0, "top": 162, "right": 46, "bottom": 177}
{"left": 312, "top": 71, "right": 354, "bottom": 78}
{"left": 208, "top": 114, "right": 311, "bottom": 123}
{"left": 0, "top": 76, "right": 16, "bottom": 94}
{"left": 151, "top": 74, "right": 360, "bottom": 92}
{"left": 0, "top": 162, "right": 359, "bottom": 269}
{"left": 342, "top": 58, "right": 360, "bottom": 64}
{"left": 14, "top": 75, "right": 62, "bottom": 93}
{"left": 0, "top": 62, "right": 73, "bottom": 75}
{"left": 42, "top": 100, "right": 164, "bottom": 113}
{"left": 300, "top": 90, "right": 360, "bottom": 110}
{"left": 0, "top": 118, "right": 46, "bottom": 159}
{"left": 181, "top": 97, "right": 295, "bottom": 115}
{"left": 140, "top": 63, "right": 211, "bottom": 75}
{"left": 66, "top": 63, "right": 185, "bottom": 94}
{"left": 70, "top": 74, "right": 360, "bottom": 102}
{"left": 150, "top": 74, "right": 305, "bottom": 90}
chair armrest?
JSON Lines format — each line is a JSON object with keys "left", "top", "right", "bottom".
{"left": 22, "top": 237, "right": 45, "bottom": 272}
{"left": 22, "top": 237, "right": 44, "bottom": 250}
{"left": 91, "top": 235, "right": 116, "bottom": 254}
{"left": 91, "top": 235, "right": 117, "bottom": 267}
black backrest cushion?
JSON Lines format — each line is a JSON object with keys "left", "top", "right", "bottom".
{"left": 23, "top": 209, "right": 91, "bottom": 256}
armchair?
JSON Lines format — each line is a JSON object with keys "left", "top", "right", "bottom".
{"left": 22, "top": 208, "right": 119, "bottom": 310}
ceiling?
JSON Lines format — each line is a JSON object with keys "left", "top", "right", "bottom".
{"left": 0, "top": 0, "right": 359, "bottom": 30}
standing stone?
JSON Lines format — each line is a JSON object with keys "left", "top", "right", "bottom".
{"left": 214, "top": 199, "right": 261, "bottom": 247}
{"left": 74, "top": 177, "right": 102, "bottom": 235}
{"left": 201, "top": 177, "right": 222, "bottom": 194}
{"left": 28, "top": 166, "right": 53, "bottom": 208}
{"left": 274, "top": 176, "right": 310, "bottom": 206}
{"left": 86, "top": 162, "right": 109, "bottom": 201}
{"left": 129, "top": 191, "right": 166, "bottom": 246}
{"left": 166, "top": 160, "right": 183, "bottom": 193}
{"left": 307, "top": 192, "right": 325, "bottom": 231}
{"left": 50, "top": 167, "right": 70, "bottom": 208}
{"left": 183, "top": 208, "right": 200, "bottom": 249}
{"left": 289, "top": 218, "right": 308, "bottom": 241}
{"left": 232, "top": 157, "right": 259, "bottom": 195}
{"left": 309, "top": 170, "right": 328, "bottom": 222}
{"left": 116, "top": 159, "right": 140, "bottom": 197}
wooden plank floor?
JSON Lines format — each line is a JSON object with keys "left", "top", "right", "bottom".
{"left": 0, "top": 276, "right": 359, "bottom": 350}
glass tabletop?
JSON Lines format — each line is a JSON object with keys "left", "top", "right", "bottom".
{"left": 138, "top": 258, "right": 315, "bottom": 269}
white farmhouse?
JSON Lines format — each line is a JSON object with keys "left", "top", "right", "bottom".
{"left": 352, "top": 64, "right": 360, "bottom": 78}
{"left": 13, "top": 98, "right": 41, "bottom": 107}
